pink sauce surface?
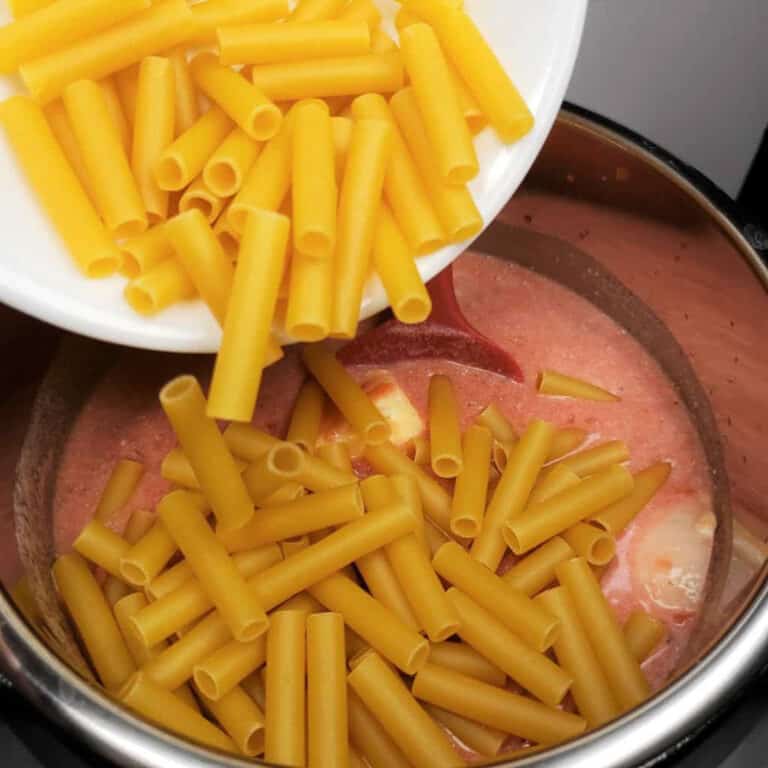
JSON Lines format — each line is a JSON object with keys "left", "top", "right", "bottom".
{"left": 52, "top": 251, "right": 715, "bottom": 754}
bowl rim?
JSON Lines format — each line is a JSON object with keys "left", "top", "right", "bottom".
{"left": 2, "top": 105, "right": 768, "bottom": 768}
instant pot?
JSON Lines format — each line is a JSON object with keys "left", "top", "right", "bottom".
{"left": 1, "top": 105, "right": 766, "bottom": 767}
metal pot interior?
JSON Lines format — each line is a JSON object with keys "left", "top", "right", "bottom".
{"left": 2, "top": 109, "right": 767, "bottom": 767}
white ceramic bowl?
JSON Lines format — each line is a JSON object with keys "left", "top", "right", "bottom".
{"left": 0, "top": 0, "right": 587, "bottom": 352}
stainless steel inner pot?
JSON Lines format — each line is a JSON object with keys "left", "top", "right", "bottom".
{"left": 1, "top": 106, "right": 767, "bottom": 768}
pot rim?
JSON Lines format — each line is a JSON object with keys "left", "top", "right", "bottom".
{"left": 1, "top": 105, "right": 768, "bottom": 768}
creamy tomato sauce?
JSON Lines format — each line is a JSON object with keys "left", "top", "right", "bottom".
{"left": 53, "top": 251, "right": 715, "bottom": 739}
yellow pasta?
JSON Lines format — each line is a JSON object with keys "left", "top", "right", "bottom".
{"left": 372, "top": 203, "right": 432, "bottom": 324}
{"left": 63, "top": 78, "right": 147, "bottom": 238}
{"left": 265, "top": 610, "right": 306, "bottom": 767}
{"left": 302, "top": 345, "right": 390, "bottom": 445}
{"left": 52, "top": 554, "right": 135, "bottom": 690}
{"left": 549, "top": 439, "right": 630, "bottom": 478}
{"left": 285, "top": 249, "right": 333, "bottom": 342}
{"left": 390, "top": 87, "right": 482, "bottom": 242}
{"left": 292, "top": 99, "right": 337, "bottom": 260}
{"left": 449, "top": 425, "right": 492, "bottom": 538}
{"left": 115, "top": 63, "right": 140, "bottom": 126}
{"left": 333, "top": 118, "right": 392, "bottom": 337}
{"left": 309, "top": 572, "right": 428, "bottom": 674}
{"left": 252, "top": 506, "right": 415, "bottom": 611}
{"left": 120, "top": 672, "right": 234, "bottom": 752}
{"left": 548, "top": 427, "right": 588, "bottom": 461}
{"left": 539, "top": 370, "right": 619, "bottom": 402}
{"left": 370, "top": 28, "right": 398, "bottom": 54}
{"left": 191, "top": 52, "right": 282, "bottom": 142}
{"left": 99, "top": 76, "right": 131, "bottom": 152}
{"left": 207, "top": 210, "right": 290, "bottom": 422}
{"left": 104, "top": 578, "right": 131, "bottom": 608}
{"left": 132, "top": 56, "right": 175, "bottom": 223}
{"left": 8, "top": 0, "right": 55, "bottom": 17}
{"left": 220, "top": 20, "right": 370, "bottom": 66}
{"left": 502, "top": 536, "right": 575, "bottom": 596}
{"left": 364, "top": 440, "right": 453, "bottom": 532}
{"left": 591, "top": 461, "right": 672, "bottom": 536}
{"left": 348, "top": 651, "right": 461, "bottom": 767}
{"left": 0, "top": 0, "right": 150, "bottom": 75}
{"left": 428, "top": 374, "right": 463, "bottom": 478}
{"left": 124, "top": 258, "right": 196, "bottom": 316}
{"left": 0, "top": 96, "right": 121, "bottom": 277}
{"left": 199, "top": 684, "right": 265, "bottom": 756}
{"left": 348, "top": 689, "right": 412, "bottom": 768}
{"left": 625, "top": 611, "right": 667, "bottom": 662}
{"left": 93, "top": 459, "right": 144, "bottom": 522}
{"left": 426, "top": 703, "right": 507, "bottom": 757}
{"left": 203, "top": 128, "right": 260, "bottom": 198}
{"left": 189, "top": 0, "right": 291, "bottom": 44}
{"left": 113, "top": 592, "right": 165, "bottom": 668}
{"left": 307, "top": 612, "right": 348, "bottom": 767}
{"left": 291, "top": 0, "right": 347, "bottom": 22}
{"left": 251, "top": 53, "right": 404, "bottom": 100}
{"left": 504, "top": 465, "right": 635, "bottom": 555}
{"left": 220, "top": 485, "right": 363, "bottom": 552}
{"left": 400, "top": 23, "right": 478, "bottom": 184}
{"left": 159, "top": 490, "right": 268, "bottom": 642}
{"left": 563, "top": 522, "right": 616, "bottom": 566}
{"left": 119, "top": 225, "right": 174, "bottom": 278}
{"left": 429, "top": 641, "right": 506, "bottom": 687}
{"left": 434, "top": 542, "right": 559, "bottom": 652}
{"left": 470, "top": 419, "right": 555, "bottom": 570}
{"left": 535, "top": 586, "right": 621, "bottom": 728}
{"left": 228, "top": 115, "right": 292, "bottom": 233}
{"left": 287, "top": 380, "right": 326, "bottom": 452}
{"left": 143, "top": 612, "right": 232, "bottom": 690}
{"left": 412, "top": 663, "right": 586, "bottom": 746}
{"left": 194, "top": 635, "right": 267, "bottom": 702}
{"left": 122, "top": 508, "right": 155, "bottom": 544}
{"left": 331, "top": 114, "right": 353, "bottom": 178}
{"left": 164, "top": 209, "right": 234, "bottom": 325}
{"left": 241, "top": 442, "right": 305, "bottom": 503}
{"left": 159, "top": 375, "right": 254, "bottom": 531}
{"left": 339, "top": 0, "right": 381, "bottom": 27}
{"left": 43, "top": 99, "right": 96, "bottom": 203}
{"left": 155, "top": 107, "right": 234, "bottom": 192}
{"left": 214, "top": 208, "right": 241, "bottom": 261}
{"left": 447, "top": 587, "right": 571, "bottom": 706}
{"left": 19, "top": 0, "right": 195, "bottom": 104}
{"left": 178, "top": 175, "right": 225, "bottom": 223}
{"left": 120, "top": 514, "right": 180, "bottom": 587}
{"left": 476, "top": 403, "right": 517, "bottom": 457}
{"left": 557, "top": 557, "right": 650, "bottom": 710}
{"left": 73, "top": 520, "right": 130, "bottom": 579}
{"left": 167, "top": 46, "right": 199, "bottom": 134}
{"left": 403, "top": 0, "right": 533, "bottom": 142}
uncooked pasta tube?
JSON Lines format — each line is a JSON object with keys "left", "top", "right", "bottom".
{"left": 538, "top": 370, "right": 619, "bottom": 402}
{"left": 450, "top": 425, "right": 491, "bottom": 537}
{"left": 119, "top": 225, "right": 173, "bottom": 278}
{"left": 292, "top": 99, "right": 337, "bottom": 260}
{"left": 535, "top": 586, "right": 621, "bottom": 728}
{"left": 426, "top": 703, "right": 507, "bottom": 758}
{"left": 291, "top": 0, "right": 346, "bottom": 21}
{"left": 287, "top": 380, "right": 325, "bottom": 452}
{"left": 348, "top": 689, "right": 411, "bottom": 768}
{"left": 199, "top": 684, "right": 265, "bottom": 756}
{"left": 624, "top": 611, "right": 667, "bottom": 662}
{"left": 204, "top": 128, "right": 260, "bottom": 198}
{"left": 20, "top": 0, "right": 194, "bottom": 104}
{"left": 548, "top": 427, "right": 588, "bottom": 461}
{"left": 99, "top": 76, "right": 131, "bottom": 152}
{"left": 207, "top": 210, "right": 290, "bottom": 422}
{"left": 428, "top": 641, "right": 506, "bottom": 687}
{"left": 302, "top": 345, "right": 390, "bottom": 445}
{"left": 194, "top": 635, "right": 266, "bottom": 702}
{"left": 309, "top": 572, "right": 428, "bottom": 674}
{"left": 114, "top": 593, "right": 165, "bottom": 667}
{"left": 502, "top": 536, "right": 575, "bottom": 596}
{"left": 219, "top": 20, "right": 370, "bottom": 66}
{"left": 73, "top": 520, "right": 130, "bottom": 579}
{"left": 548, "top": 440, "right": 630, "bottom": 478}
{"left": 168, "top": 46, "right": 199, "bottom": 134}
{"left": 337, "top": 0, "right": 381, "bottom": 28}
{"left": 120, "top": 516, "right": 181, "bottom": 587}
{"left": 447, "top": 587, "right": 572, "bottom": 706}
{"left": 160, "top": 376, "right": 254, "bottom": 531}
{"left": 124, "top": 259, "right": 196, "bottom": 315}
{"left": 470, "top": 419, "right": 555, "bottom": 570}
{"left": 191, "top": 52, "right": 281, "bottom": 142}
{"left": 132, "top": 56, "right": 175, "bottom": 223}
{"left": 316, "top": 442, "right": 353, "bottom": 473}
{"left": 94, "top": 459, "right": 145, "bottom": 522}
{"left": 428, "top": 374, "right": 463, "bottom": 478}
{"left": 350, "top": 93, "right": 443, "bottom": 255}
{"left": 53, "top": 554, "right": 135, "bottom": 690}
{"left": 433, "top": 542, "right": 559, "bottom": 652}
{"left": 307, "top": 612, "right": 348, "bottom": 768}
{"left": 265, "top": 611, "right": 306, "bottom": 766}
{"left": 240, "top": 442, "right": 305, "bottom": 504}
{"left": 412, "top": 663, "right": 585, "bottom": 746}
{"left": 400, "top": 23, "right": 477, "bottom": 184}
{"left": 556, "top": 557, "right": 650, "bottom": 710}
{"left": 251, "top": 53, "right": 404, "bottom": 100}
{"left": 178, "top": 176, "right": 225, "bottom": 223}
{"left": 285, "top": 249, "right": 333, "bottom": 342}
{"left": 332, "top": 118, "right": 392, "bottom": 338}
{"left": 190, "top": 0, "right": 291, "bottom": 44}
